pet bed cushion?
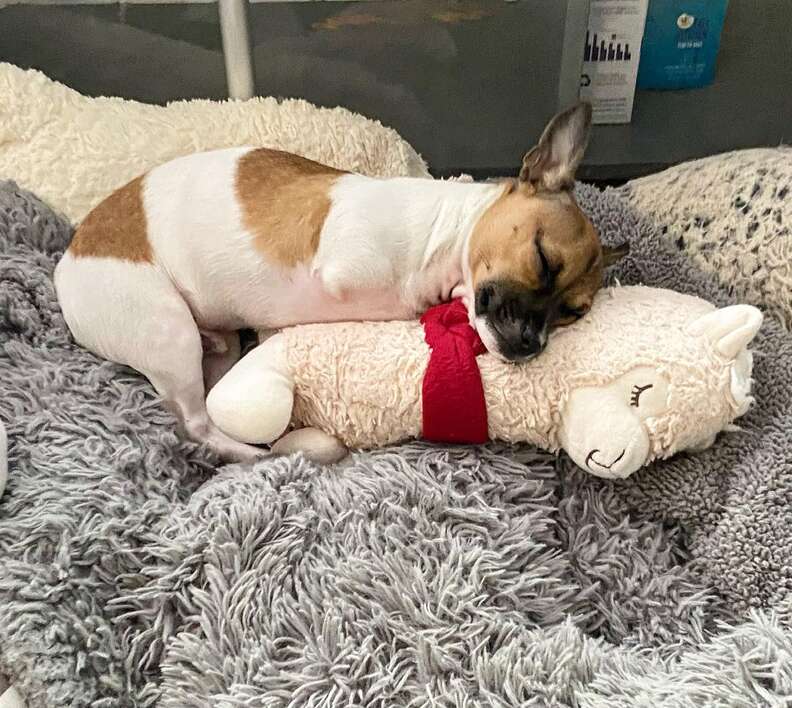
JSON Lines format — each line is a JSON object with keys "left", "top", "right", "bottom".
{"left": 0, "top": 62, "right": 429, "bottom": 225}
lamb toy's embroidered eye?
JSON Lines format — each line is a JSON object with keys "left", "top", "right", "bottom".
{"left": 630, "top": 384, "right": 654, "bottom": 407}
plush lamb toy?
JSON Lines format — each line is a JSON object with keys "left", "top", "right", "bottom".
{"left": 206, "top": 286, "right": 762, "bottom": 479}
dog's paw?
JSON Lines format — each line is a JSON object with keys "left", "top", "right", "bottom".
{"left": 272, "top": 428, "right": 348, "bottom": 465}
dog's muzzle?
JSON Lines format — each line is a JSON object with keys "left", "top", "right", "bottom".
{"left": 474, "top": 282, "right": 548, "bottom": 362}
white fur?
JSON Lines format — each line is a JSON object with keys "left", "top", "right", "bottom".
{"left": 143, "top": 147, "right": 265, "bottom": 329}
{"left": 474, "top": 316, "right": 503, "bottom": 361}
{"left": 55, "top": 248, "right": 270, "bottom": 463}
{"left": 139, "top": 149, "right": 503, "bottom": 330}
{"left": 474, "top": 315, "right": 549, "bottom": 363}
{"left": 316, "top": 175, "right": 501, "bottom": 312}
{"left": 54, "top": 253, "right": 177, "bottom": 369}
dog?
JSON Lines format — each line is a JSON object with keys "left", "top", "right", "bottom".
{"left": 55, "top": 101, "right": 626, "bottom": 462}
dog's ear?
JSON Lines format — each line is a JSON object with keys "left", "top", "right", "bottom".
{"left": 603, "top": 242, "right": 630, "bottom": 267}
{"left": 519, "top": 102, "right": 592, "bottom": 192}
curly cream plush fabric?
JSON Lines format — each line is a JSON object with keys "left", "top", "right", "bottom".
{"left": 622, "top": 147, "right": 792, "bottom": 329}
{"left": 284, "top": 286, "right": 755, "bottom": 468}
{"left": 0, "top": 63, "right": 429, "bottom": 224}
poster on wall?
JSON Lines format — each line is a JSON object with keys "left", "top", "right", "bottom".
{"left": 579, "top": 0, "right": 649, "bottom": 124}
{"left": 637, "top": 0, "right": 730, "bottom": 89}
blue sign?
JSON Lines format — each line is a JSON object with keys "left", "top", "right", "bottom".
{"left": 637, "top": 0, "right": 729, "bottom": 89}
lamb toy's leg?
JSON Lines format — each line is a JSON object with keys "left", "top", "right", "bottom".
{"left": 206, "top": 333, "right": 295, "bottom": 446}
{"left": 206, "top": 334, "right": 348, "bottom": 465}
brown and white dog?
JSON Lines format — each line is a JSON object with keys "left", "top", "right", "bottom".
{"left": 55, "top": 102, "right": 626, "bottom": 462}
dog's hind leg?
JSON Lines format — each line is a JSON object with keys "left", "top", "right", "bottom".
{"left": 201, "top": 330, "right": 241, "bottom": 393}
{"left": 55, "top": 255, "right": 265, "bottom": 463}
{"left": 146, "top": 328, "right": 265, "bottom": 463}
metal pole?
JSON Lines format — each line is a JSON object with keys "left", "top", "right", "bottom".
{"left": 557, "top": 0, "right": 591, "bottom": 109}
{"left": 218, "top": 0, "right": 256, "bottom": 100}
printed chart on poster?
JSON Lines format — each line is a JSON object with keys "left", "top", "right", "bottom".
{"left": 580, "top": 0, "right": 649, "bottom": 124}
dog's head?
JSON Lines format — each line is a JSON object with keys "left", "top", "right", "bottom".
{"left": 468, "top": 102, "right": 627, "bottom": 361}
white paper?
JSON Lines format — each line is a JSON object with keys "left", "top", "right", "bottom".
{"left": 579, "top": 0, "right": 649, "bottom": 124}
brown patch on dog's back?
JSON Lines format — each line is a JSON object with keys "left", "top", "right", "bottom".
{"left": 236, "top": 149, "right": 345, "bottom": 268}
{"left": 69, "top": 176, "right": 152, "bottom": 262}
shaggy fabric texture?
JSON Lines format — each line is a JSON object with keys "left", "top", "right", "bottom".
{"left": 0, "top": 63, "right": 429, "bottom": 225}
{"left": 1, "top": 178, "right": 791, "bottom": 707}
{"left": 0, "top": 419, "right": 7, "bottom": 499}
{"left": 620, "top": 147, "right": 792, "bottom": 330}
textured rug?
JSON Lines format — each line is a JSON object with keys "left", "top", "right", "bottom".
{"left": 1, "top": 178, "right": 791, "bottom": 707}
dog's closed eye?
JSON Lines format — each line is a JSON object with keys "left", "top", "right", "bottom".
{"left": 558, "top": 303, "right": 588, "bottom": 322}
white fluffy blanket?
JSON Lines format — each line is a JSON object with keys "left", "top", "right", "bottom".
{"left": 0, "top": 63, "right": 429, "bottom": 224}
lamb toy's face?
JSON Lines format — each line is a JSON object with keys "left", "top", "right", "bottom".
{"left": 560, "top": 366, "right": 669, "bottom": 478}
{"left": 558, "top": 303, "right": 762, "bottom": 479}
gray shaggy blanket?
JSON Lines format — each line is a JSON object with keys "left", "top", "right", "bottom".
{"left": 0, "top": 178, "right": 791, "bottom": 708}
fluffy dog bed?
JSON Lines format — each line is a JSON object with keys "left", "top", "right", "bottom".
{"left": 0, "top": 63, "right": 429, "bottom": 224}
{"left": 1, "top": 171, "right": 791, "bottom": 706}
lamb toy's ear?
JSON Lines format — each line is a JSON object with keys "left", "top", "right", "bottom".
{"left": 688, "top": 305, "right": 763, "bottom": 359}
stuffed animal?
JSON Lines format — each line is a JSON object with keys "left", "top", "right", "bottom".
{"left": 206, "top": 286, "right": 762, "bottom": 479}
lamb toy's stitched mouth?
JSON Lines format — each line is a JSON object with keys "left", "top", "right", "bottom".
{"left": 585, "top": 448, "right": 626, "bottom": 472}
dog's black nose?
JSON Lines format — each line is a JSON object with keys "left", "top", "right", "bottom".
{"left": 475, "top": 285, "right": 495, "bottom": 314}
{"left": 520, "top": 325, "right": 543, "bottom": 357}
